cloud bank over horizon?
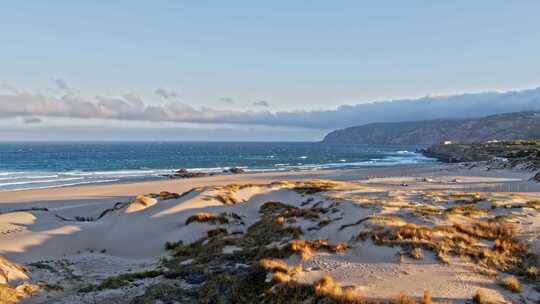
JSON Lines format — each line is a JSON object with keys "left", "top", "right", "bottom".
{"left": 1, "top": 84, "right": 540, "bottom": 132}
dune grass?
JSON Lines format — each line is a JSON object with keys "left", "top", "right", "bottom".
{"left": 526, "top": 266, "right": 538, "bottom": 280}
{"left": 360, "top": 219, "right": 527, "bottom": 273}
{"left": 526, "top": 200, "right": 540, "bottom": 210}
{"left": 137, "top": 184, "right": 537, "bottom": 303}
{"left": 472, "top": 290, "right": 496, "bottom": 304}
{"left": 185, "top": 212, "right": 229, "bottom": 225}
{"left": 500, "top": 276, "right": 521, "bottom": 293}
{"left": 289, "top": 239, "right": 349, "bottom": 261}
{"left": 259, "top": 201, "right": 324, "bottom": 220}
{"left": 78, "top": 270, "right": 163, "bottom": 292}
{"left": 0, "top": 284, "right": 20, "bottom": 304}
{"left": 290, "top": 180, "right": 339, "bottom": 195}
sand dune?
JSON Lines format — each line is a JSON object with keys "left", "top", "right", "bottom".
{"left": 0, "top": 165, "right": 539, "bottom": 303}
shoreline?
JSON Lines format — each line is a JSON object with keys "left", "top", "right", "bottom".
{"left": 1, "top": 162, "right": 539, "bottom": 208}
{"left": 0, "top": 161, "right": 435, "bottom": 193}
{"left": 0, "top": 164, "right": 440, "bottom": 205}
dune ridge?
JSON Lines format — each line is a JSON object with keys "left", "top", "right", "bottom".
{"left": 0, "top": 165, "right": 539, "bottom": 303}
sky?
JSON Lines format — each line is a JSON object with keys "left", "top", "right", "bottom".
{"left": 1, "top": 1, "right": 540, "bottom": 141}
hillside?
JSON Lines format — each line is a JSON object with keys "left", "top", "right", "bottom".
{"left": 322, "top": 111, "right": 540, "bottom": 145}
{"left": 420, "top": 139, "right": 540, "bottom": 180}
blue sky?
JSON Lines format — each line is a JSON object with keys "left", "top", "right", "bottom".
{"left": 1, "top": 1, "right": 540, "bottom": 140}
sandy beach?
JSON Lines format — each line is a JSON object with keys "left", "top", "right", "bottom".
{"left": 1, "top": 163, "right": 539, "bottom": 303}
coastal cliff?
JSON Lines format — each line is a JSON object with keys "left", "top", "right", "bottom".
{"left": 323, "top": 111, "right": 540, "bottom": 145}
{"left": 420, "top": 140, "right": 540, "bottom": 181}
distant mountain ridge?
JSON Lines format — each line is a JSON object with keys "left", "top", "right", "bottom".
{"left": 322, "top": 111, "right": 540, "bottom": 145}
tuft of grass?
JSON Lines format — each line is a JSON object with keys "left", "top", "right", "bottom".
{"left": 259, "top": 201, "right": 297, "bottom": 215}
{"left": 158, "top": 191, "right": 181, "bottom": 200}
{"left": 164, "top": 240, "right": 183, "bottom": 250}
{"left": 526, "top": 266, "right": 538, "bottom": 280}
{"left": 79, "top": 270, "right": 163, "bottom": 292}
{"left": 214, "top": 194, "right": 238, "bottom": 205}
{"left": 410, "top": 247, "right": 424, "bottom": 260}
{"left": 28, "top": 261, "right": 58, "bottom": 274}
{"left": 185, "top": 212, "right": 229, "bottom": 225}
{"left": 271, "top": 271, "right": 293, "bottom": 284}
{"left": 449, "top": 192, "right": 484, "bottom": 204}
{"left": 40, "top": 283, "right": 64, "bottom": 292}
{"left": 259, "top": 201, "right": 324, "bottom": 220}
{"left": 392, "top": 292, "right": 416, "bottom": 304}
{"left": 207, "top": 228, "right": 227, "bottom": 238}
{"left": 289, "top": 239, "right": 349, "bottom": 261}
{"left": 444, "top": 205, "right": 488, "bottom": 217}
{"left": 131, "top": 283, "right": 192, "bottom": 304}
{"left": 500, "top": 276, "right": 521, "bottom": 293}
{"left": 131, "top": 195, "right": 155, "bottom": 207}
{"left": 472, "top": 290, "right": 494, "bottom": 304}
{"left": 313, "top": 275, "right": 363, "bottom": 303}
{"left": 453, "top": 221, "right": 516, "bottom": 240}
{"left": 422, "top": 290, "right": 432, "bottom": 304}
{"left": 259, "top": 259, "right": 290, "bottom": 274}
{"left": 526, "top": 200, "right": 540, "bottom": 210}
{"left": 292, "top": 180, "right": 338, "bottom": 195}
{"left": 409, "top": 205, "right": 443, "bottom": 217}
{"left": 261, "top": 259, "right": 301, "bottom": 284}
{"left": 318, "top": 219, "right": 331, "bottom": 228}
{"left": 313, "top": 276, "right": 343, "bottom": 298}
{"left": 241, "top": 216, "right": 303, "bottom": 249}
{"left": 0, "top": 284, "right": 20, "bottom": 304}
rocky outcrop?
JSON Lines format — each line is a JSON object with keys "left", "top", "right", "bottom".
{"left": 420, "top": 144, "right": 491, "bottom": 163}
{"left": 223, "top": 167, "right": 245, "bottom": 174}
{"left": 323, "top": 111, "right": 540, "bottom": 145}
{"left": 164, "top": 169, "right": 211, "bottom": 179}
{"left": 421, "top": 140, "right": 540, "bottom": 176}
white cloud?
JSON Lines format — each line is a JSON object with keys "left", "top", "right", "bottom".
{"left": 0, "top": 84, "right": 539, "bottom": 130}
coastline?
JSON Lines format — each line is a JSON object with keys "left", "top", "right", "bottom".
{"left": 0, "top": 164, "right": 439, "bottom": 206}
{"left": 2, "top": 162, "right": 539, "bottom": 209}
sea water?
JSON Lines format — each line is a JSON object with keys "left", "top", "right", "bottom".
{"left": 0, "top": 142, "right": 434, "bottom": 191}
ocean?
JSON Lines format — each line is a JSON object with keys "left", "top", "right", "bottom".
{"left": 0, "top": 142, "right": 435, "bottom": 191}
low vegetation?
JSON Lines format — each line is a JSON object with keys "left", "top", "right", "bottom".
{"left": 526, "top": 266, "right": 538, "bottom": 280}
{"left": 72, "top": 181, "right": 538, "bottom": 303}
{"left": 289, "top": 239, "right": 349, "bottom": 261}
{"left": 79, "top": 270, "right": 163, "bottom": 292}
{"left": 0, "top": 284, "right": 20, "bottom": 304}
{"left": 291, "top": 180, "right": 339, "bottom": 195}
{"left": 500, "top": 276, "right": 521, "bottom": 293}
{"left": 526, "top": 200, "right": 540, "bottom": 210}
{"left": 156, "top": 191, "right": 181, "bottom": 200}
{"left": 185, "top": 212, "right": 229, "bottom": 225}
{"left": 357, "top": 219, "right": 528, "bottom": 273}
{"left": 472, "top": 290, "right": 493, "bottom": 304}
{"left": 260, "top": 201, "right": 324, "bottom": 220}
